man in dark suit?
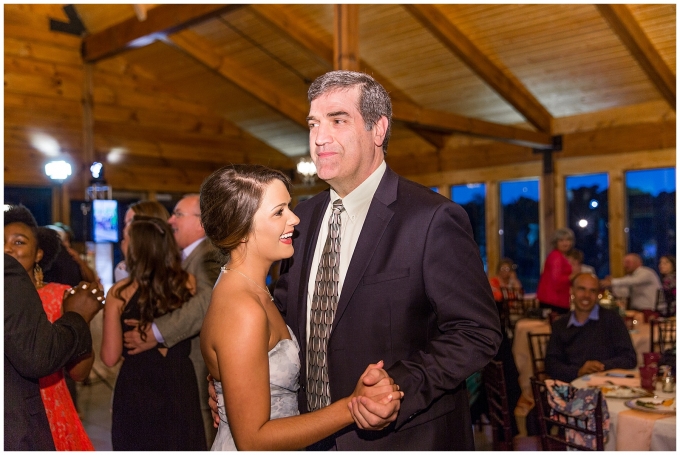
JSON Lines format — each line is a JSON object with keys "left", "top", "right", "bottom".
{"left": 4, "top": 254, "right": 103, "bottom": 450}
{"left": 274, "top": 71, "right": 502, "bottom": 450}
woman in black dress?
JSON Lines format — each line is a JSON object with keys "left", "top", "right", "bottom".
{"left": 101, "top": 215, "right": 206, "bottom": 450}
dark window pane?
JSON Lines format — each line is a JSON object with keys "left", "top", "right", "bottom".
{"left": 4, "top": 186, "right": 53, "bottom": 225}
{"left": 625, "top": 168, "right": 676, "bottom": 270}
{"left": 566, "top": 173, "right": 609, "bottom": 277}
{"left": 500, "top": 179, "right": 540, "bottom": 293}
{"left": 451, "top": 183, "right": 487, "bottom": 272}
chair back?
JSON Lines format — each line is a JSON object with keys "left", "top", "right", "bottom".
{"left": 500, "top": 287, "right": 526, "bottom": 334}
{"left": 482, "top": 360, "right": 514, "bottom": 451}
{"left": 527, "top": 332, "right": 551, "bottom": 381}
{"left": 650, "top": 318, "right": 676, "bottom": 353}
{"left": 655, "top": 289, "right": 675, "bottom": 317}
{"left": 531, "top": 377, "right": 605, "bottom": 451}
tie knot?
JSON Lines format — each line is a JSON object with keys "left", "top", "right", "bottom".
{"left": 332, "top": 199, "right": 344, "bottom": 214}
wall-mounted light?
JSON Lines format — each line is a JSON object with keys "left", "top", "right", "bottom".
{"left": 296, "top": 157, "right": 317, "bottom": 185}
{"left": 45, "top": 160, "right": 72, "bottom": 181}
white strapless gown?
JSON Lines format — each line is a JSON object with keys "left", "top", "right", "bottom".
{"left": 211, "top": 326, "right": 301, "bottom": 451}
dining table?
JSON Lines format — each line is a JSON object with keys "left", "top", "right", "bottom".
{"left": 572, "top": 369, "right": 676, "bottom": 451}
{"left": 511, "top": 310, "right": 653, "bottom": 436}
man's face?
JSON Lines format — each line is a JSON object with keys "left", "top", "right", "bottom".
{"left": 571, "top": 274, "right": 600, "bottom": 314}
{"left": 623, "top": 256, "right": 639, "bottom": 274}
{"left": 167, "top": 196, "right": 204, "bottom": 250}
{"left": 307, "top": 86, "right": 385, "bottom": 197}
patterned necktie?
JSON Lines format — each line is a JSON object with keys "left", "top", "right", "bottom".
{"left": 307, "top": 199, "right": 344, "bottom": 411}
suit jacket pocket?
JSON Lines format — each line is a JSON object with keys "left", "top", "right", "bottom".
{"left": 362, "top": 268, "right": 410, "bottom": 285}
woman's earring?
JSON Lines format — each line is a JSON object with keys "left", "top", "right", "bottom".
{"left": 34, "top": 263, "right": 44, "bottom": 288}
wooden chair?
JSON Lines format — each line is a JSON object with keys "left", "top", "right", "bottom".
{"left": 531, "top": 377, "right": 605, "bottom": 451}
{"left": 650, "top": 318, "right": 676, "bottom": 353}
{"left": 499, "top": 287, "right": 525, "bottom": 337}
{"left": 527, "top": 333, "right": 551, "bottom": 381}
{"left": 483, "top": 360, "right": 540, "bottom": 451}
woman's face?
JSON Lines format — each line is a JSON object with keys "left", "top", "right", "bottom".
{"left": 4, "top": 222, "right": 43, "bottom": 274}
{"left": 659, "top": 257, "right": 673, "bottom": 275}
{"left": 249, "top": 179, "right": 300, "bottom": 262}
{"left": 556, "top": 237, "right": 573, "bottom": 253}
{"left": 499, "top": 263, "right": 512, "bottom": 281}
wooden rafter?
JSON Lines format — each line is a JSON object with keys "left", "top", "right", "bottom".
{"left": 248, "top": 5, "right": 552, "bottom": 149}
{"left": 404, "top": 4, "right": 553, "bottom": 134}
{"left": 334, "top": 4, "right": 359, "bottom": 71}
{"left": 82, "top": 4, "right": 242, "bottom": 62}
{"left": 597, "top": 4, "right": 676, "bottom": 110}
{"left": 167, "top": 30, "right": 309, "bottom": 128}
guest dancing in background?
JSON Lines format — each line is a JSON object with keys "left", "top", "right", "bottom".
{"left": 4, "top": 205, "right": 95, "bottom": 450}
{"left": 101, "top": 215, "right": 206, "bottom": 450}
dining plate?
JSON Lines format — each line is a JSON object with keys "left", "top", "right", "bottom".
{"left": 599, "top": 385, "right": 652, "bottom": 399}
{"left": 625, "top": 397, "right": 676, "bottom": 414}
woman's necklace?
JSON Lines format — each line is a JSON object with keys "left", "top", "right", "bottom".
{"left": 222, "top": 266, "right": 273, "bottom": 301}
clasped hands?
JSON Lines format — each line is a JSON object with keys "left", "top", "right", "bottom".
{"left": 206, "top": 360, "right": 403, "bottom": 431}
{"left": 348, "top": 360, "right": 403, "bottom": 430}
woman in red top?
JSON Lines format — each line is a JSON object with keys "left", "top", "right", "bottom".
{"left": 536, "top": 227, "right": 576, "bottom": 315}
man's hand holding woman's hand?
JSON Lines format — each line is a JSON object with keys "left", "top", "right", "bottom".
{"left": 348, "top": 360, "right": 403, "bottom": 430}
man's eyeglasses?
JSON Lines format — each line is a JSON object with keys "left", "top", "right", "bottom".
{"left": 172, "top": 211, "right": 200, "bottom": 219}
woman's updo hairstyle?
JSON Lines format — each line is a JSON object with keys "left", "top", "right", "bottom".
{"left": 200, "top": 164, "right": 292, "bottom": 261}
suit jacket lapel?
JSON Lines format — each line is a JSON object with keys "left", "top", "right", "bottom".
{"left": 332, "top": 167, "right": 398, "bottom": 333}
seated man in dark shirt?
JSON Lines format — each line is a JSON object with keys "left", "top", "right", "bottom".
{"left": 546, "top": 272, "right": 637, "bottom": 382}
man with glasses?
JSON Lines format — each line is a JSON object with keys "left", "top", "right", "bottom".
{"left": 122, "top": 194, "right": 221, "bottom": 447}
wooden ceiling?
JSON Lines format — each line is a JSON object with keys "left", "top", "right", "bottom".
{"left": 4, "top": 4, "right": 676, "bottom": 194}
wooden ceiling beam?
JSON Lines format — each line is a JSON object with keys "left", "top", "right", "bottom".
{"left": 404, "top": 4, "right": 554, "bottom": 134}
{"left": 82, "top": 4, "right": 243, "bottom": 62}
{"left": 597, "top": 4, "right": 676, "bottom": 110}
{"left": 334, "top": 4, "right": 360, "bottom": 71}
{"left": 167, "top": 29, "right": 310, "bottom": 128}
{"left": 248, "top": 5, "right": 552, "bottom": 149}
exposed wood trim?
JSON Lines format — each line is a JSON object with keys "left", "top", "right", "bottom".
{"left": 82, "top": 4, "right": 242, "bottom": 62}
{"left": 597, "top": 4, "right": 676, "bottom": 110}
{"left": 608, "top": 169, "right": 626, "bottom": 277}
{"left": 248, "top": 4, "right": 551, "bottom": 149}
{"left": 393, "top": 100, "right": 553, "bottom": 148}
{"left": 167, "top": 30, "right": 309, "bottom": 128}
{"left": 334, "top": 5, "right": 359, "bottom": 71}
{"left": 82, "top": 63, "right": 94, "bottom": 192}
{"left": 404, "top": 4, "right": 554, "bottom": 134}
{"left": 408, "top": 127, "right": 450, "bottom": 150}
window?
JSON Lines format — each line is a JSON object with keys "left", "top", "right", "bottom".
{"left": 500, "top": 179, "right": 540, "bottom": 292}
{"left": 451, "top": 183, "right": 486, "bottom": 271}
{"left": 625, "top": 168, "right": 676, "bottom": 270}
{"left": 566, "top": 173, "right": 609, "bottom": 277}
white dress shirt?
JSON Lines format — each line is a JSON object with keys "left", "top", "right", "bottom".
{"left": 305, "top": 161, "right": 386, "bottom": 342}
{"left": 611, "top": 265, "right": 662, "bottom": 310}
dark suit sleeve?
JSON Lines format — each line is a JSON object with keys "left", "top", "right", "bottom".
{"left": 387, "top": 203, "right": 502, "bottom": 429}
{"left": 602, "top": 312, "right": 637, "bottom": 371}
{"left": 4, "top": 254, "right": 92, "bottom": 379}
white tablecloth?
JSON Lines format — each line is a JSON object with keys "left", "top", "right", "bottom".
{"left": 572, "top": 371, "right": 676, "bottom": 451}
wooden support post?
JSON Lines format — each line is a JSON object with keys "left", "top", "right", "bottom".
{"left": 609, "top": 169, "right": 626, "bottom": 277}
{"left": 334, "top": 5, "right": 359, "bottom": 71}
{"left": 486, "top": 180, "right": 500, "bottom": 276}
{"left": 535, "top": 136, "right": 561, "bottom": 263}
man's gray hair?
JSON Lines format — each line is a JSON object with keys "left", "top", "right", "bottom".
{"left": 308, "top": 70, "right": 392, "bottom": 154}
